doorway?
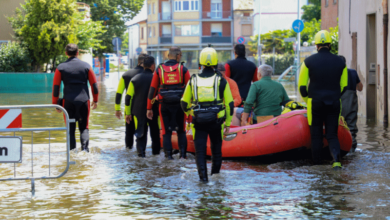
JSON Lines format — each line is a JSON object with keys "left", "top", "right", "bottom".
{"left": 366, "top": 14, "right": 377, "bottom": 121}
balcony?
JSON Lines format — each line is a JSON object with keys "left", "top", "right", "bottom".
{"left": 159, "top": 12, "right": 172, "bottom": 21}
{"left": 202, "top": 36, "right": 231, "bottom": 43}
{"left": 202, "top": 11, "right": 232, "bottom": 19}
{"left": 160, "top": 36, "right": 172, "bottom": 44}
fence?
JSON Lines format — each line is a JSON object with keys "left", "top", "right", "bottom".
{"left": 0, "top": 73, "right": 54, "bottom": 93}
{"left": 0, "top": 104, "right": 75, "bottom": 196}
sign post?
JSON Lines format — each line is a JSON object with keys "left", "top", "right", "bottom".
{"left": 112, "top": 37, "right": 122, "bottom": 80}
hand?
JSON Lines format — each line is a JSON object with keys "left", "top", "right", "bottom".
{"left": 56, "top": 108, "right": 62, "bottom": 113}
{"left": 91, "top": 101, "right": 98, "bottom": 110}
{"left": 224, "top": 126, "right": 230, "bottom": 135}
{"left": 125, "top": 115, "right": 132, "bottom": 124}
{"left": 241, "top": 120, "right": 247, "bottom": 127}
{"left": 115, "top": 110, "right": 122, "bottom": 119}
{"left": 146, "top": 110, "right": 153, "bottom": 120}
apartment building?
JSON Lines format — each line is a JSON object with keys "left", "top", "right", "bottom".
{"left": 321, "top": 0, "right": 338, "bottom": 30}
{"left": 146, "top": 0, "right": 234, "bottom": 70}
{"left": 233, "top": 0, "right": 254, "bottom": 58}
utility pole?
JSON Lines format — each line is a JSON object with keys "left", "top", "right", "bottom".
{"left": 257, "top": 0, "right": 262, "bottom": 66}
{"left": 296, "top": 0, "right": 301, "bottom": 93}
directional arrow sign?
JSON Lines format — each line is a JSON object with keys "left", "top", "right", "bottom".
{"left": 292, "top": 19, "right": 304, "bottom": 33}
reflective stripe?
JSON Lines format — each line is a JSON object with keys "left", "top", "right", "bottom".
{"left": 160, "top": 65, "right": 165, "bottom": 84}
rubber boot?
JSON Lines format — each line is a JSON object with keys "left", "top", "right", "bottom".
{"left": 197, "top": 164, "right": 208, "bottom": 183}
{"left": 350, "top": 143, "right": 357, "bottom": 153}
{"left": 211, "top": 162, "right": 222, "bottom": 176}
{"left": 137, "top": 145, "right": 146, "bottom": 158}
{"left": 332, "top": 162, "right": 342, "bottom": 170}
{"left": 82, "top": 147, "right": 90, "bottom": 153}
{"left": 165, "top": 150, "right": 174, "bottom": 160}
{"left": 179, "top": 146, "right": 187, "bottom": 159}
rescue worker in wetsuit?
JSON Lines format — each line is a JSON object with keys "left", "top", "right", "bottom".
{"left": 181, "top": 47, "right": 234, "bottom": 182}
{"left": 147, "top": 47, "right": 191, "bottom": 159}
{"left": 115, "top": 54, "right": 148, "bottom": 149}
{"left": 52, "top": 44, "right": 99, "bottom": 152}
{"left": 224, "top": 44, "right": 258, "bottom": 101}
{"left": 125, "top": 55, "right": 161, "bottom": 157}
{"left": 298, "top": 30, "right": 348, "bottom": 170}
{"left": 339, "top": 55, "right": 363, "bottom": 152}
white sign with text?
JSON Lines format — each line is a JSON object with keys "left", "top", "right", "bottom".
{"left": 0, "top": 137, "right": 22, "bottom": 163}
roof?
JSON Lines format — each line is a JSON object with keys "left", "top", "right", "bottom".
{"left": 234, "top": 0, "right": 254, "bottom": 11}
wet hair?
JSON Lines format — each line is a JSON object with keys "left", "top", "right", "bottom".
{"left": 168, "top": 46, "right": 181, "bottom": 58}
{"left": 234, "top": 44, "right": 246, "bottom": 57}
{"left": 138, "top": 53, "right": 148, "bottom": 65}
{"left": 65, "top": 44, "right": 78, "bottom": 56}
{"left": 258, "top": 64, "right": 273, "bottom": 77}
{"left": 339, "top": 55, "right": 346, "bottom": 64}
{"left": 217, "top": 63, "right": 225, "bottom": 72}
{"left": 143, "top": 55, "right": 155, "bottom": 69}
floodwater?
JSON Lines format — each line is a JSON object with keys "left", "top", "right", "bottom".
{"left": 1, "top": 72, "right": 390, "bottom": 219}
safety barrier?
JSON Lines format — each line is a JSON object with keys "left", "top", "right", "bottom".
{"left": 0, "top": 105, "right": 75, "bottom": 196}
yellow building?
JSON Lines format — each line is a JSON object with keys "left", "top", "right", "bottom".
{"left": 0, "top": 0, "right": 25, "bottom": 43}
{"left": 146, "top": 0, "right": 234, "bottom": 70}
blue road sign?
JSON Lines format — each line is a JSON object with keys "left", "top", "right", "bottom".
{"left": 112, "top": 37, "right": 122, "bottom": 51}
{"left": 237, "top": 36, "right": 245, "bottom": 44}
{"left": 136, "top": 47, "right": 142, "bottom": 55}
{"left": 292, "top": 19, "right": 305, "bottom": 33}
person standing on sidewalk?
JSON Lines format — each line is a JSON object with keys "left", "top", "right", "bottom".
{"left": 339, "top": 55, "right": 363, "bottom": 152}
{"left": 115, "top": 53, "right": 148, "bottom": 149}
{"left": 125, "top": 55, "right": 161, "bottom": 157}
{"left": 52, "top": 44, "right": 99, "bottom": 152}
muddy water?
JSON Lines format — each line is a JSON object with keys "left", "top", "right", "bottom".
{"left": 1, "top": 73, "right": 390, "bottom": 219}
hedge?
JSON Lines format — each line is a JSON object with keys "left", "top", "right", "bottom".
{"left": 0, "top": 42, "right": 32, "bottom": 72}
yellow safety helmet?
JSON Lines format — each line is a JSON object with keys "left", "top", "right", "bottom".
{"left": 199, "top": 47, "right": 218, "bottom": 67}
{"left": 314, "top": 30, "right": 332, "bottom": 45}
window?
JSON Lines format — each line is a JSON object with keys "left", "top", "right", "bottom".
{"left": 243, "top": 12, "right": 250, "bottom": 17}
{"left": 148, "top": 4, "right": 151, "bottom": 15}
{"left": 325, "top": 0, "right": 329, "bottom": 7}
{"left": 149, "top": 27, "right": 152, "bottom": 37}
{"left": 162, "top": 25, "right": 172, "bottom": 37}
{"left": 153, "top": 3, "right": 155, "bottom": 14}
{"left": 141, "top": 27, "right": 144, "bottom": 39}
{"left": 333, "top": 0, "right": 337, "bottom": 4}
{"left": 174, "top": 0, "right": 199, "bottom": 12}
{"left": 242, "top": 24, "right": 252, "bottom": 36}
{"left": 211, "top": 0, "right": 222, "bottom": 18}
{"left": 211, "top": 23, "right": 222, "bottom": 36}
{"left": 153, "top": 27, "right": 156, "bottom": 37}
{"left": 175, "top": 25, "right": 199, "bottom": 36}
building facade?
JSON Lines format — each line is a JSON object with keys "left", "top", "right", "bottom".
{"left": 321, "top": 0, "right": 338, "bottom": 30}
{"left": 146, "top": 0, "right": 234, "bottom": 71}
{"left": 233, "top": 0, "right": 255, "bottom": 60}
{"left": 0, "top": 0, "right": 25, "bottom": 43}
{"left": 339, "top": 0, "right": 389, "bottom": 122}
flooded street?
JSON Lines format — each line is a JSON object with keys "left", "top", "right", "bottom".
{"left": 1, "top": 73, "right": 390, "bottom": 219}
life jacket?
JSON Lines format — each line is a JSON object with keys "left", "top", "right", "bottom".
{"left": 158, "top": 62, "right": 185, "bottom": 104}
{"left": 191, "top": 74, "right": 225, "bottom": 124}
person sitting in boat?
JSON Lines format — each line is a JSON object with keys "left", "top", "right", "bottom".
{"left": 240, "top": 64, "right": 291, "bottom": 126}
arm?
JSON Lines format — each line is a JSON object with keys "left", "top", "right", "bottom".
{"left": 88, "top": 68, "right": 99, "bottom": 103}
{"left": 52, "top": 69, "right": 62, "bottom": 105}
{"left": 180, "top": 80, "right": 193, "bottom": 116}
{"left": 224, "top": 63, "right": 231, "bottom": 78}
{"left": 242, "top": 84, "right": 257, "bottom": 126}
{"left": 357, "top": 82, "right": 363, "bottom": 91}
{"left": 229, "top": 79, "right": 242, "bottom": 107}
{"left": 147, "top": 69, "right": 160, "bottom": 110}
{"left": 115, "top": 77, "right": 126, "bottom": 111}
{"left": 125, "top": 81, "right": 135, "bottom": 116}
{"left": 223, "top": 82, "right": 234, "bottom": 127}
{"left": 183, "top": 69, "right": 191, "bottom": 84}
{"left": 298, "top": 62, "right": 309, "bottom": 103}
{"left": 252, "top": 67, "right": 259, "bottom": 82}
{"left": 340, "top": 66, "right": 348, "bottom": 95}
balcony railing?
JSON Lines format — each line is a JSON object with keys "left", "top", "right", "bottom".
{"left": 202, "top": 11, "right": 232, "bottom": 19}
{"left": 202, "top": 36, "right": 231, "bottom": 43}
{"left": 160, "top": 37, "right": 172, "bottom": 44}
{"left": 159, "top": 12, "right": 172, "bottom": 20}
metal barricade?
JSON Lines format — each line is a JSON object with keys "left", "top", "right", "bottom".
{"left": 0, "top": 104, "right": 75, "bottom": 196}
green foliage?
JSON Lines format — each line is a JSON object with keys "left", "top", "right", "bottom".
{"left": 74, "top": 12, "right": 106, "bottom": 51}
{"left": 329, "top": 24, "right": 339, "bottom": 54}
{"left": 80, "top": 0, "right": 144, "bottom": 56}
{"left": 0, "top": 42, "right": 32, "bottom": 72}
{"left": 301, "top": 0, "right": 321, "bottom": 22}
{"left": 8, "top": 0, "right": 78, "bottom": 71}
{"left": 261, "top": 53, "right": 295, "bottom": 75}
{"left": 248, "top": 19, "right": 321, "bottom": 55}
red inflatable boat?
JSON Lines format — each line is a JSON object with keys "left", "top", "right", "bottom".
{"left": 170, "top": 110, "right": 352, "bottom": 158}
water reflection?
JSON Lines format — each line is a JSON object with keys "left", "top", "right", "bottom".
{"left": 0, "top": 74, "right": 390, "bottom": 218}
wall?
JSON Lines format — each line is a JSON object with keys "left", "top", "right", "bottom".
{"left": 147, "top": 0, "right": 159, "bottom": 22}
{"left": 339, "top": 0, "right": 387, "bottom": 122}
{"left": 139, "top": 22, "right": 148, "bottom": 53}
{"left": 321, "top": 0, "right": 338, "bottom": 30}
{"left": 174, "top": 36, "right": 200, "bottom": 44}
{"left": 173, "top": 12, "right": 199, "bottom": 20}
{"left": 147, "top": 23, "right": 159, "bottom": 45}
{"left": 202, "top": 21, "right": 231, "bottom": 36}
{"left": 0, "top": 73, "right": 54, "bottom": 93}
{"left": 0, "top": 0, "right": 25, "bottom": 41}
{"left": 233, "top": 10, "right": 254, "bottom": 41}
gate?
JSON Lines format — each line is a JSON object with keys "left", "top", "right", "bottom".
{"left": 0, "top": 105, "right": 75, "bottom": 196}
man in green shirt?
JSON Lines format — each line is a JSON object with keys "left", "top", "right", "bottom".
{"left": 241, "top": 64, "right": 290, "bottom": 125}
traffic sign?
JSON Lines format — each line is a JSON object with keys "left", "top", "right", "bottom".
{"left": 237, "top": 36, "right": 246, "bottom": 44}
{"left": 136, "top": 47, "right": 142, "bottom": 55}
{"left": 112, "top": 37, "right": 122, "bottom": 51}
{"left": 292, "top": 19, "right": 305, "bottom": 33}
{"left": 284, "top": 37, "right": 296, "bottom": 42}
{"left": 0, "top": 109, "right": 22, "bottom": 129}
{"left": 0, "top": 136, "right": 22, "bottom": 163}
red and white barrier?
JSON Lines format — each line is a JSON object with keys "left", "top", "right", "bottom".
{"left": 0, "top": 109, "right": 22, "bottom": 129}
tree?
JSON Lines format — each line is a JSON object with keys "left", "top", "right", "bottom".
{"left": 8, "top": 0, "right": 78, "bottom": 72}
{"left": 329, "top": 24, "right": 339, "bottom": 54}
{"left": 301, "top": 0, "right": 321, "bottom": 22}
{"left": 79, "top": 0, "right": 144, "bottom": 56}
{"left": 73, "top": 12, "right": 106, "bottom": 52}
{"left": 0, "top": 42, "right": 32, "bottom": 72}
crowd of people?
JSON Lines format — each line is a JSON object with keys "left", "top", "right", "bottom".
{"left": 52, "top": 30, "right": 362, "bottom": 182}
